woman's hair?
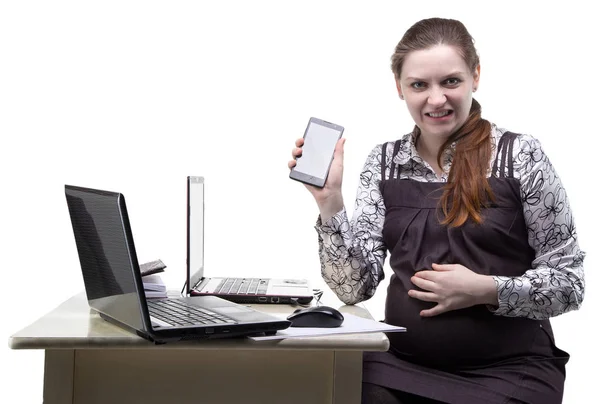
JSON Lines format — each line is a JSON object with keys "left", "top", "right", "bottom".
{"left": 391, "top": 18, "right": 493, "bottom": 227}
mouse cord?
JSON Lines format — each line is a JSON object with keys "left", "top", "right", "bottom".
{"left": 313, "top": 289, "right": 324, "bottom": 306}
{"left": 290, "top": 289, "right": 324, "bottom": 307}
{"left": 289, "top": 298, "right": 311, "bottom": 308}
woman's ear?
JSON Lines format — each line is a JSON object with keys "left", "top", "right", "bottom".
{"left": 395, "top": 79, "right": 404, "bottom": 100}
{"left": 473, "top": 65, "right": 481, "bottom": 92}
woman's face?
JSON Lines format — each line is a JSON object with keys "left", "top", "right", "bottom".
{"left": 397, "top": 45, "right": 479, "bottom": 142}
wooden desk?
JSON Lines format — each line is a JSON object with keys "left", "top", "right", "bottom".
{"left": 9, "top": 292, "right": 389, "bottom": 404}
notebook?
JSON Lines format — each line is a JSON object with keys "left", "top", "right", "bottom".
{"left": 186, "top": 176, "right": 314, "bottom": 305}
{"left": 64, "top": 185, "right": 290, "bottom": 344}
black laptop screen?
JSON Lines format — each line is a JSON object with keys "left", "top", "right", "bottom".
{"left": 65, "top": 185, "right": 146, "bottom": 332}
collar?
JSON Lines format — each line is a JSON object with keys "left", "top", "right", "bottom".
{"left": 392, "top": 130, "right": 456, "bottom": 172}
{"left": 391, "top": 124, "right": 501, "bottom": 177}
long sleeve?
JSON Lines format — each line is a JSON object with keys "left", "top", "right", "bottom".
{"left": 315, "top": 145, "right": 388, "bottom": 305}
{"left": 493, "top": 134, "right": 586, "bottom": 319}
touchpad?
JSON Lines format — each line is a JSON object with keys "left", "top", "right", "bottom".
{"left": 216, "top": 306, "right": 254, "bottom": 314}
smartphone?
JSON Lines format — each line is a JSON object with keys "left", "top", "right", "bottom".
{"left": 289, "top": 117, "right": 344, "bottom": 188}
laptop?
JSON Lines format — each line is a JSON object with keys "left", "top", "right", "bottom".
{"left": 186, "top": 176, "right": 314, "bottom": 305}
{"left": 64, "top": 185, "right": 291, "bottom": 344}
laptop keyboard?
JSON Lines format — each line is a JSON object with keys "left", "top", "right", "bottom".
{"left": 147, "top": 299, "right": 237, "bottom": 327}
{"left": 216, "top": 278, "right": 268, "bottom": 295}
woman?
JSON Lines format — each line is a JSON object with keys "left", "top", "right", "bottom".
{"left": 288, "top": 18, "right": 585, "bottom": 404}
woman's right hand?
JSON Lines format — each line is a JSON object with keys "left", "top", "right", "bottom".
{"left": 288, "top": 137, "right": 346, "bottom": 221}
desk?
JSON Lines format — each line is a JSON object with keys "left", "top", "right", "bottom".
{"left": 9, "top": 292, "right": 389, "bottom": 404}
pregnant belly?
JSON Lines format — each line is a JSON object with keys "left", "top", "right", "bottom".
{"left": 384, "top": 285, "right": 540, "bottom": 368}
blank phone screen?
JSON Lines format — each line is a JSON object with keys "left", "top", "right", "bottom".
{"left": 294, "top": 122, "right": 342, "bottom": 178}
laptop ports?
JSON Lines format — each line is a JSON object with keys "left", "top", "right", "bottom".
{"left": 270, "top": 297, "right": 280, "bottom": 303}
{"left": 258, "top": 297, "right": 268, "bottom": 303}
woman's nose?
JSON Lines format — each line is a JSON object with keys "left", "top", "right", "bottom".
{"left": 427, "top": 88, "right": 447, "bottom": 106}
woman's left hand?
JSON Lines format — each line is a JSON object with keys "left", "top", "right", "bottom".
{"left": 408, "top": 263, "right": 498, "bottom": 317}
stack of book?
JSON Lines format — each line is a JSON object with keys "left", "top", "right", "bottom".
{"left": 142, "top": 274, "right": 167, "bottom": 298}
{"left": 140, "top": 259, "right": 167, "bottom": 299}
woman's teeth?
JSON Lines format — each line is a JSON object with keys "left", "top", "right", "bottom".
{"left": 427, "top": 111, "right": 450, "bottom": 118}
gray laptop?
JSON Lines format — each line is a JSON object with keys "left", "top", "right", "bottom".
{"left": 186, "top": 176, "right": 314, "bottom": 305}
{"left": 65, "top": 185, "right": 290, "bottom": 344}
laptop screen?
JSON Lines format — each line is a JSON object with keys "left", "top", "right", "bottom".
{"left": 65, "top": 185, "right": 147, "bottom": 332}
{"left": 187, "top": 176, "right": 205, "bottom": 293}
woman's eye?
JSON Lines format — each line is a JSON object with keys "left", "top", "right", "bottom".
{"left": 444, "top": 78, "right": 461, "bottom": 86}
{"left": 411, "top": 82, "right": 426, "bottom": 89}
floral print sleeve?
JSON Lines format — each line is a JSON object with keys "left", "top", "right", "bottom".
{"left": 315, "top": 145, "right": 388, "bottom": 305}
{"left": 493, "top": 134, "right": 586, "bottom": 319}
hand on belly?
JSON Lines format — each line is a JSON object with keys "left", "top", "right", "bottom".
{"left": 408, "top": 263, "right": 499, "bottom": 317}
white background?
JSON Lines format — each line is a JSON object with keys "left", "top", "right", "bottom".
{"left": 1, "top": 1, "right": 598, "bottom": 403}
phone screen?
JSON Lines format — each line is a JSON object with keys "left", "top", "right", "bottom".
{"left": 293, "top": 120, "right": 343, "bottom": 184}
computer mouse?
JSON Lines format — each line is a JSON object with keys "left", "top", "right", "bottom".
{"left": 286, "top": 305, "right": 344, "bottom": 328}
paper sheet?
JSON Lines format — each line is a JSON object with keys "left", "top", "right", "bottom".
{"left": 248, "top": 313, "right": 406, "bottom": 341}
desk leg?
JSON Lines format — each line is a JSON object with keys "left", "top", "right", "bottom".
{"left": 43, "top": 349, "right": 74, "bottom": 404}
{"left": 333, "top": 351, "right": 363, "bottom": 404}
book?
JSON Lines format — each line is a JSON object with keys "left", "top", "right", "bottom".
{"left": 139, "top": 259, "right": 166, "bottom": 277}
{"left": 143, "top": 274, "right": 167, "bottom": 298}
{"left": 145, "top": 290, "right": 168, "bottom": 298}
{"left": 143, "top": 274, "right": 166, "bottom": 292}
{"left": 140, "top": 260, "right": 168, "bottom": 298}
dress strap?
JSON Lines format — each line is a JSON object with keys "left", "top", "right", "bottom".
{"left": 390, "top": 140, "right": 402, "bottom": 180}
{"left": 380, "top": 142, "right": 388, "bottom": 180}
{"left": 381, "top": 140, "right": 405, "bottom": 180}
{"left": 492, "top": 131, "right": 519, "bottom": 178}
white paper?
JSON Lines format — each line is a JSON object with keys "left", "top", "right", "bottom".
{"left": 145, "top": 290, "right": 168, "bottom": 298}
{"left": 143, "top": 274, "right": 167, "bottom": 292}
{"left": 248, "top": 313, "right": 406, "bottom": 341}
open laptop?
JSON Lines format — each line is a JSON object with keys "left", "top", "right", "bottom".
{"left": 64, "top": 185, "right": 290, "bottom": 344}
{"left": 186, "top": 176, "right": 314, "bottom": 305}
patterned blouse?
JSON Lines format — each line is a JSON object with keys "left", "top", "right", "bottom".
{"left": 315, "top": 124, "right": 586, "bottom": 320}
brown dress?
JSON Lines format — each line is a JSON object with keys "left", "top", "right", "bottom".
{"left": 363, "top": 132, "right": 570, "bottom": 404}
